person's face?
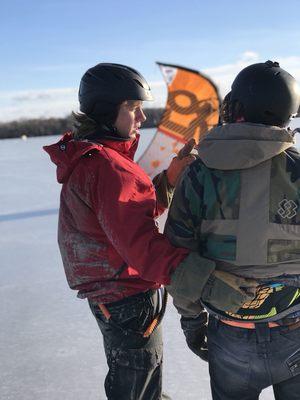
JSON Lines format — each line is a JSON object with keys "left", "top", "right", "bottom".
{"left": 114, "top": 100, "right": 146, "bottom": 139}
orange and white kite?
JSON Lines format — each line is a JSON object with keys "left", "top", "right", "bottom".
{"left": 138, "top": 62, "right": 221, "bottom": 177}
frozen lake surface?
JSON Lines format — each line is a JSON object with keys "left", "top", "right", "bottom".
{"left": 2, "top": 126, "right": 299, "bottom": 399}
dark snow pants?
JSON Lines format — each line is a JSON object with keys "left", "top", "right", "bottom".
{"left": 208, "top": 317, "right": 300, "bottom": 400}
{"left": 89, "top": 289, "right": 164, "bottom": 400}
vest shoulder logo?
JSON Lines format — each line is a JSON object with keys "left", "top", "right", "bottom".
{"left": 277, "top": 199, "right": 298, "bottom": 219}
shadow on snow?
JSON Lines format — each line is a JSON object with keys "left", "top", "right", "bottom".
{"left": 0, "top": 208, "right": 58, "bottom": 222}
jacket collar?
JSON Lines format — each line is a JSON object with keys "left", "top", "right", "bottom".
{"left": 43, "top": 132, "right": 140, "bottom": 184}
{"left": 96, "top": 133, "right": 140, "bottom": 160}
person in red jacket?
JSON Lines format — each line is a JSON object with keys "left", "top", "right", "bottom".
{"left": 44, "top": 63, "right": 257, "bottom": 400}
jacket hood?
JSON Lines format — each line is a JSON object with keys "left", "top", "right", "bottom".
{"left": 197, "top": 123, "right": 295, "bottom": 170}
{"left": 43, "top": 132, "right": 140, "bottom": 183}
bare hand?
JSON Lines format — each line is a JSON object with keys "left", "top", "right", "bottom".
{"left": 166, "top": 139, "right": 196, "bottom": 186}
{"left": 177, "top": 138, "right": 196, "bottom": 160}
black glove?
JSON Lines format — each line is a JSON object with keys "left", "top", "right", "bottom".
{"left": 180, "top": 312, "right": 208, "bottom": 362}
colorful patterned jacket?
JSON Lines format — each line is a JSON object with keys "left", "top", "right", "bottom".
{"left": 165, "top": 123, "right": 300, "bottom": 321}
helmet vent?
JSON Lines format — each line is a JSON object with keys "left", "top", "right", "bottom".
{"left": 109, "top": 71, "right": 123, "bottom": 80}
{"left": 265, "top": 60, "right": 279, "bottom": 68}
{"left": 133, "top": 79, "right": 146, "bottom": 89}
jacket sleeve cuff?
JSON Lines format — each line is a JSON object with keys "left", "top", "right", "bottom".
{"left": 152, "top": 170, "right": 175, "bottom": 209}
{"left": 167, "top": 252, "right": 216, "bottom": 303}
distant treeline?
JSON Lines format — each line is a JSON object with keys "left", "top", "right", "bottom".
{"left": 0, "top": 108, "right": 164, "bottom": 139}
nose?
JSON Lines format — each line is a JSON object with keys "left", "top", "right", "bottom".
{"left": 137, "top": 107, "right": 146, "bottom": 123}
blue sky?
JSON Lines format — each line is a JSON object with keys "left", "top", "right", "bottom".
{"left": 1, "top": 0, "right": 300, "bottom": 121}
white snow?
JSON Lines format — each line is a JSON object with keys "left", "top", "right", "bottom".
{"left": 2, "top": 127, "right": 298, "bottom": 399}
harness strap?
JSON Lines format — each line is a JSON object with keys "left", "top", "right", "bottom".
{"left": 98, "top": 288, "right": 168, "bottom": 337}
{"left": 98, "top": 303, "right": 111, "bottom": 320}
{"left": 144, "top": 288, "right": 168, "bottom": 337}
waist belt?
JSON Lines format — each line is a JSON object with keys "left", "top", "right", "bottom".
{"left": 220, "top": 319, "right": 279, "bottom": 329}
{"left": 220, "top": 318, "right": 300, "bottom": 330}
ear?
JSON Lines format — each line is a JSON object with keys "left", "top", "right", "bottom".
{"left": 231, "top": 100, "right": 245, "bottom": 123}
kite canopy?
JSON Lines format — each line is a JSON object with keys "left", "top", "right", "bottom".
{"left": 138, "top": 62, "right": 221, "bottom": 177}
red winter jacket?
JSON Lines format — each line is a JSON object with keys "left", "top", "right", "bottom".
{"left": 44, "top": 132, "right": 189, "bottom": 303}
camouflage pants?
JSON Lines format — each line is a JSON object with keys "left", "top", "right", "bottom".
{"left": 89, "top": 289, "right": 163, "bottom": 400}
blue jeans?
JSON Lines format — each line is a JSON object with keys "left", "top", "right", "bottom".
{"left": 208, "top": 317, "right": 300, "bottom": 400}
{"left": 89, "top": 289, "right": 164, "bottom": 400}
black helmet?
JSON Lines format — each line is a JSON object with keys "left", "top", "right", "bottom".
{"left": 230, "top": 60, "right": 300, "bottom": 126}
{"left": 79, "top": 63, "right": 153, "bottom": 118}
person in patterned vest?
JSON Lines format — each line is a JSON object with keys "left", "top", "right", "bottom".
{"left": 165, "top": 60, "right": 300, "bottom": 400}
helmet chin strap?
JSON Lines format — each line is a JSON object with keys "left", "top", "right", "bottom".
{"left": 88, "top": 122, "right": 132, "bottom": 142}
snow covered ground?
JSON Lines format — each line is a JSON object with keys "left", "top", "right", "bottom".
{"left": 3, "top": 126, "right": 299, "bottom": 399}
